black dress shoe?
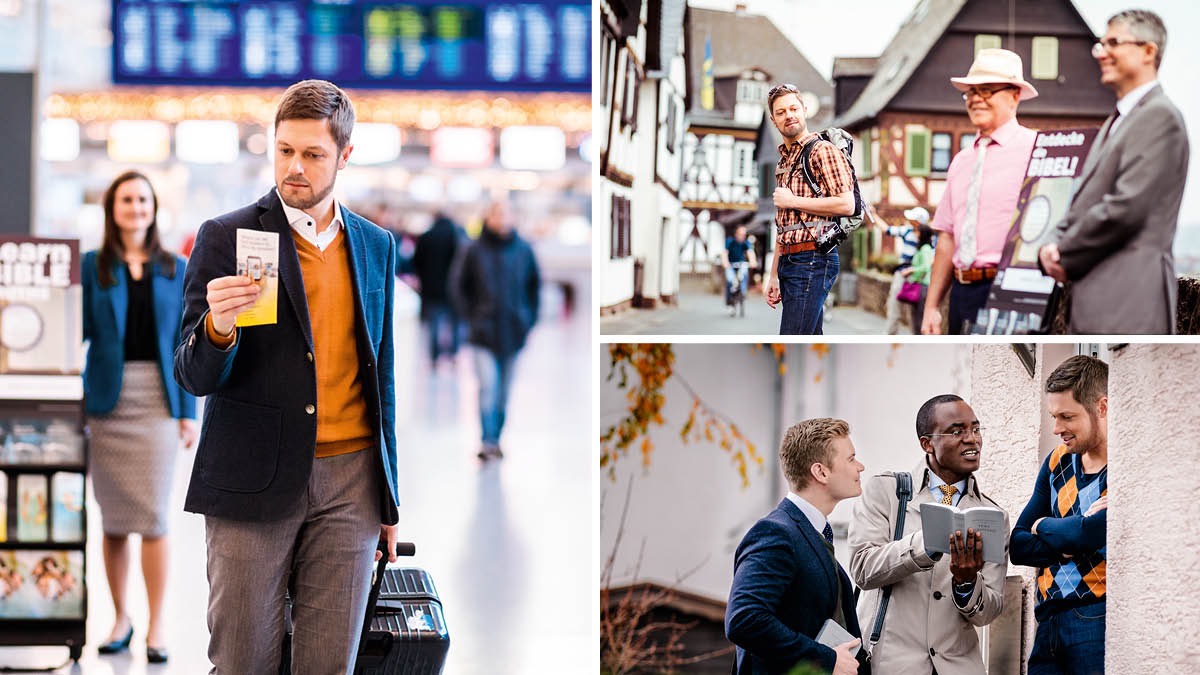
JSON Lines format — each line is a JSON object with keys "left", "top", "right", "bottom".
{"left": 146, "top": 645, "right": 169, "bottom": 664}
{"left": 97, "top": 626, "right": 133, "bottom": 654}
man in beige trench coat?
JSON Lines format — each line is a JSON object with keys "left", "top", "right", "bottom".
{"left": 848, "top": 395, "right": 1009, "bottom": 674}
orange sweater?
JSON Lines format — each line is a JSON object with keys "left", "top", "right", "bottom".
{"left": 293, "top": 231, "right": 374, "bottom": 457}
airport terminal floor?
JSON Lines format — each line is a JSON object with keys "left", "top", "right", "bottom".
{"left": 0, "top": 287, "right": 592, "bottom": 675}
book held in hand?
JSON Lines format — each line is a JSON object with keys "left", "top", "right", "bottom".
{"left": 816, "top": 618, "right": 862, "bottom": 656}
{"left": 234, "top": 228, "right": 280, "bottom": 327}
{"left": 920, "top": 501, "right": 1006, "bottom": 564}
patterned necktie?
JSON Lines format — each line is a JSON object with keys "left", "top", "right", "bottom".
{"left": 822, "top": 522, "right": 834, "bottom": 546}
{"left": 958, "top": 137, "right": 991, "bottom": 267}
{"left": 938, "top": 484, "right": 959, "bottom": 505}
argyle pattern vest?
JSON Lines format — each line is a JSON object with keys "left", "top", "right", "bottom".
{"left": 1035, "top": 445, "right": 1107, "bottom": 609}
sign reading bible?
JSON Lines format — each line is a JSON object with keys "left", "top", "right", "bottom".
{"left": 975, "top": 127, "right": 1099, "bottom": 334}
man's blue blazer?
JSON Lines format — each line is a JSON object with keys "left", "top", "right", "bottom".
{"left": 82, "top": 251, "right": 196, "bottom": 420}
{"left": 174, "top": 190, "right": 398, "bottom": 524}
{"left": 726, "top": 498, "right": 864, "bottom": 674}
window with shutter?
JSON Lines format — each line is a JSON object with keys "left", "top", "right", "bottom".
{"left": 906, "top": 127, "right": 931, "bottom": 177}
{"left": 1032, "top": 36, "right": 1059, "bottom": 80}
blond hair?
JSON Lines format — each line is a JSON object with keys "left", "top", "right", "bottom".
{"left": 780, "top": 418, "right": 849, "bottom": 490}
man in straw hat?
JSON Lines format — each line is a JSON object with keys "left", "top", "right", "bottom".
{"left": 1039, "top": 9, "right": 1187, "bottom": 334}
{"left": 922, "top": 49, "right": 1038, "bottom": 334}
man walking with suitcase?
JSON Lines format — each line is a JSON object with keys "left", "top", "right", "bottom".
{"left": 175, "top": 79, "right": 400, "bottom": 674}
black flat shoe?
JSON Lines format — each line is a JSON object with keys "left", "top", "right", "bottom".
{"left": 97, "top": 626, "right": 133, "bottom": 654}
{"left": 146, "top": 646, "right": 169, "bottom": 664}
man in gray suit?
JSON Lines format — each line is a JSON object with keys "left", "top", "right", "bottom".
{"left": 1039, "top": 9, "right": 1188, "bottom": 334}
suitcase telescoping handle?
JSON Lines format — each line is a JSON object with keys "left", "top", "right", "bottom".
{"left": 360, "top": 541, "right": 416, "bottom": 647}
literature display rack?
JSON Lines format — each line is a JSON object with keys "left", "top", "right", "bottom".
{"left": 0, "top": 378, "right": 87, "bottom": 661}
{"left": 0, "top": 236, "right": 87, "bottom": 662}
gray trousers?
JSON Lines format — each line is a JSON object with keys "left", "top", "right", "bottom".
{"left": 205, "top": 449, "right": 381, "bottom": 675}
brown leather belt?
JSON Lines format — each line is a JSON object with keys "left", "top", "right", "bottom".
{"left": 776, "top": 240, "right": 817, "bottom": 256}
{"left": 954, "top": 267, "right": 998, "bottom": 284}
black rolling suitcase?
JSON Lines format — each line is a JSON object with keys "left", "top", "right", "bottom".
{"left": 280, "top": 542, "right": 450, "bottom": 675}
{"left": 356, "top": 566, "right": 450, "bottom": 674}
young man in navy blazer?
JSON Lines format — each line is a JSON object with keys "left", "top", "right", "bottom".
{"left": 174, "top": 79, "right": 399, "bottom": 673}
{"left": 726, "top": 418, "right": 867, "bottom": 675}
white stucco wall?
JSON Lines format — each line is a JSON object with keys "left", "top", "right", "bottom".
{"left": 1107, "top": 344, "right": 1200, "bottom": 673}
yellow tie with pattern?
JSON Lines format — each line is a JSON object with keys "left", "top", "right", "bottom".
{"left": 938, "top": 484, "right": 958, "bottom": 505}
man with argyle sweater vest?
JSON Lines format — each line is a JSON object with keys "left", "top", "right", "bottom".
{"left": 1010, "top": 356, "right": 1108, "bottom": 675}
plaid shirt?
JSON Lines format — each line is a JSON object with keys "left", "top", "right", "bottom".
{"left": 775, "top": 133, "right": 855, "bottom": 246}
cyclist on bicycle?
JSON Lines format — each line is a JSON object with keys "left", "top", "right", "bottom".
{"left": 722, "top": 225, "right": 758, "bottom": 307}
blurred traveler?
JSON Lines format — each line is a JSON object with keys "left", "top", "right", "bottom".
{"left": 1010, "top": 356, "right": 1109, "bottom": 675}
{"left": 923, "top": 49, "right": 1038, "bottom": 334}
{"left": 412, "top": 212, "right": 467, "bottom": 367}
{"left": 900, "top": 225, "right": 936, "bottom": 334}
{"left": 1039, "top": 9, "right": 1187, "bottom": 334}
{"left": 83, "top": 170, "right": 197, "bottom": 664}
{"left": 174, "top": 79, "right": 400, "bottom": 673}
{"left": 764, "top": 83, "right": 857, "bottom": 335}
{"left": 849, "top": 395, "right": 1007, "bottom": 674}
{"left": 881, "top": 207, "right": 928, "bottom": 334}
{"left": 452, "top": 199, "right": 541, "bottom": 460}
{"left": 726, "top": 418, "right": 867, "bottom": 675}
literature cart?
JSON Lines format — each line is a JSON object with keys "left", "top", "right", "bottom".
{"left": 0, "top": 376, "right": 87, "bottom": 661}
{"left": 0, "top": 236, "right": 86, "bottom": 662}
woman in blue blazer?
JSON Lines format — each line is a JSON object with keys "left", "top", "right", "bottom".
{"left": 82, "top": 171, "right": 195, "bottom": 664}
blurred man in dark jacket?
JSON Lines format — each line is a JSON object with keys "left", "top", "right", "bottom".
{"left": 453, "top": 199, "right": 541, "bottom": 460}
{"left": 412, "top": 213, "right": 465, "bottom": 367}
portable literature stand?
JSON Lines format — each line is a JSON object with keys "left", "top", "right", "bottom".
{"left": 0, "top": 379, "right": 88, "bottom": 663}
{"left": 0, "top": 236, "right": 87, "bottom": 664}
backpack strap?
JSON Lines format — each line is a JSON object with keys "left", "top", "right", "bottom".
{"left": 797, "top": 137, "right": 829, "bottom": 198}
{"left": 869, "top": 471, "right": 912, "bottom": 647}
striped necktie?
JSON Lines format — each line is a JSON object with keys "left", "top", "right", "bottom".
{"left": 938, "top": 484, "right": 959, "bottom": 505}
{"left": 958, "top": 137, "right": 991, "bottom": 267}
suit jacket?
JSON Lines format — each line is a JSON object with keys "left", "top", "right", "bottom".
{"left": 174, "top": 190, "right": 399, "bottom": 524}
{"left": 1053, "top": 84, "right": 1189, "bottom": 334}
{"left": 848, "top": 463, "right": 1008, "bottom": 675}
{"left": 82, "top": 251, "right": 195, "bottom": 420}
{"left": 726, "top": 498, "right": 864, "bottom": 675}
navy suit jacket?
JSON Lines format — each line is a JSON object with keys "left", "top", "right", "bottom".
{"left": 82, "top": 251, "right": 195, "bottom": 420}
{"left": 174, "top": 190, "right": 399, "bottom": 524}
{"left": 726, "top": 499, "right": 864, "bottom": 675}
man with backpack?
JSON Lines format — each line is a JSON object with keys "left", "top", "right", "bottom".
{"left": 848, "top": 395, "right": 1008, "bottom": 674}
{"left": 764, "top": 83, "right": 860, "bottom": 334}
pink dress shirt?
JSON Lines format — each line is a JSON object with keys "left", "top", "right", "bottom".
{"left": 930, "top": 117, "right": 1037, "bottom": 269}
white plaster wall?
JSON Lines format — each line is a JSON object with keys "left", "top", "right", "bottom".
{"left": 1107, "top": 344, "right": 1200, "bottom": 673}
{"left": 600, "top": 344, "right": 780, "bottom": 600}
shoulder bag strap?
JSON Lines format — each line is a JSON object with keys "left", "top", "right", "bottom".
{"left": 869, "top": 471, "right": 912, "bottom": 647}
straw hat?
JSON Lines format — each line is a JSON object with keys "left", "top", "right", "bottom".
{"left": 950, "top": 48, "right": 1039, "bottom": 101}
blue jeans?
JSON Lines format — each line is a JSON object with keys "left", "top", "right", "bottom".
{"left": 1028, "top": 603, "right": 1105, "bottom": 675}
{"left": 724, "top": 265, "right": 749, "bottom": 303}
{"left": 778, "top": 249, "right": 838, "bottom": 335}
{"left": 948, "top": 279, "right": 994, "bottom": 335}
{"left": 424, "top": 302, "right": 460, "bottom": 363}
{"left": 472, "top": 348, "right": 516, "bottom": 445}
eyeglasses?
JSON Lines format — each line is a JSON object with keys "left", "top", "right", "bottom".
{"left": 961, "top": 86, "right": 1016, "bottom": 102}
{"left": 923, "top": 426, "right": 984, "bottom": 440}
{"left": 1092, "top": 37, "right": 1149, "bottom": 58}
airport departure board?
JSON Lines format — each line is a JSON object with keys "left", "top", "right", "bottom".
{"left": 111, "top": 1, "right": 591, "bottom": 92}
